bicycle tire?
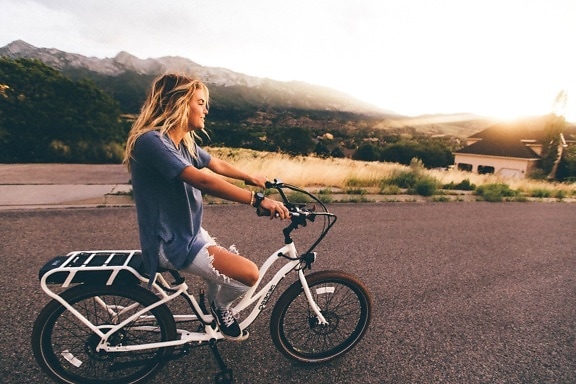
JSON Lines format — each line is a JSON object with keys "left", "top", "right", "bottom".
{"left": 32, "top": 284, "right": 177, "bottom": 384}
{"left": 270, "top": 270, "right": 372, "bottom": 364}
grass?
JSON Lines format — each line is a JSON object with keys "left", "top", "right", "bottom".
{"left": 206, "top": 147, "right": 399, "bottom": 187}
{"left": 205, "top": 147, "right": 576, "bottom": 201}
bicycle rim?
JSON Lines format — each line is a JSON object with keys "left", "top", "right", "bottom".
{"left": 32, "top": 284, "right": 176, "bottom": 384}
{"left": 270, "top": 270, "right": 372, "bottom": 363}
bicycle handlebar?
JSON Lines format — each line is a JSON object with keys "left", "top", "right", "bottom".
{"left": 255, "top": 179, "right": 337, "bottom": 253}
{"left": 256, "top": 179, "right": 319, "bottom": 218}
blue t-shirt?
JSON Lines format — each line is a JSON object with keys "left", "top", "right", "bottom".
{"left": 130, "top": 131, "right": 212, "bottom": 279}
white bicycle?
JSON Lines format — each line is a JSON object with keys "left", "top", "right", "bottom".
{"left": 32, "top": 180, "right": 373, "bottom": 384}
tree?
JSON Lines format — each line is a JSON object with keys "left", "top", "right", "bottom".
{"left": 314, "top": 141, "right": 331, "bottom": 157}
{"left": 379, "top": 139, "right": 454, "bottom": 168}
{"left": 539, "top": 91, "right": 567, "bottom": 179}
{"left": 0, "top": 58, "right": 124, "bottom": 163}
{"left": 352, "top": 143, "right": 379, "bottom": 161}
{"left": 330, "top": 146, "right": 345, "bottom": 158}
{"left": 556, "top": 145, "right": 576, "bottom": 180}
{"left": 415, "top": 141, "right": 454, "bottom": 168}
{"left": 267, "top": 126, "right": 315, "bottom": 156}
{"left": 380, "top": 141, "right": 418, "bottom": 165}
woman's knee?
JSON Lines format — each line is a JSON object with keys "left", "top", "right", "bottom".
{"left": 209, "top": 246, "right": 259, "bottom": 286}
{"left": 243, "top": 261, "right": 259, "bottom": 286}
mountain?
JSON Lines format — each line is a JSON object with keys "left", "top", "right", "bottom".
{"left": 1, "top": 40, "right": 492, "bottom": 138}
{"left": 0, "top": 40, "right": 392, "bottom": 116}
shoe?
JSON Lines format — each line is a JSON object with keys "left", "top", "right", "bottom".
{"left": 211, "top": 303, "right": 244, "bottom": 341}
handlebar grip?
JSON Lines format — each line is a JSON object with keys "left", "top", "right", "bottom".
{"left": 256, "top": 206, "right": 283, "bottom": 218}
{"left": 256, "top": 206, "right": 271, "bottom": 216}
{"left": 247, "top": 180, "right": 279, "bottom": 188}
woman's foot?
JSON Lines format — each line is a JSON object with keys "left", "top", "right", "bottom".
{"left": 211, "top": 303, "right": 247, "bottom": 341}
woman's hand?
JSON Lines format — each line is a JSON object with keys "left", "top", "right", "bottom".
{"left": 247, "top": 175, "right": 267, "bottom": 189}
{"left": 259, "top": 197, "right": 290, "bottom": 220}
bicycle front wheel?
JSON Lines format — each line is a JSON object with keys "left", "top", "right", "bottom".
{"left": 32, "top": 284, "right": 177, "bottom": 384}
{"left": 270, "top": 270, "right": 372, "bottom": 364}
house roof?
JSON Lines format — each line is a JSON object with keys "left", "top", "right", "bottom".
{"left": 455, "top": 116, "right": 576, "bottom": 159}
{"left": 455, "top": 136, "right": 540, "bottom": 158}
{"left": 467, "top": 118, "right": 547, "bottom": 140}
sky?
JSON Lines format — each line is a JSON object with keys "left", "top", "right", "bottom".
{"left": 1, "top": 0, "right": 575, "bottom": 122}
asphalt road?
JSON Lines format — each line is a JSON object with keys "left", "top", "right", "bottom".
{"left": 1, "top": 203, "right": 575, "bottom": 384}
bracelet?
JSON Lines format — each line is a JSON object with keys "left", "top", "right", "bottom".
{"left": 249, "top": 191, "right": 255, "bottom": 206}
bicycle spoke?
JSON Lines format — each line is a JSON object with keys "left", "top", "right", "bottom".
{"left": 33, "top": 285, "right": 175, "bottom": 384}
{"left": 271, "top": 271, "right": 372, "bottom": 363}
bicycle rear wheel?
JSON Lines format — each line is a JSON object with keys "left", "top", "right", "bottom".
{"left": 32, "top": 284, "right": 177, "bottom": 384}
{"left": 270, "top": 270, "right": 372, "bottom": 364}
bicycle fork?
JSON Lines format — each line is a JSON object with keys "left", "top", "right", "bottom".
{"left": 297, "top": 268, "right": 329, "bottom": 325}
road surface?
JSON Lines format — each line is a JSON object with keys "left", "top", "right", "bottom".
{"left": 1, "top": 203, "right": 575, "bottom": 383}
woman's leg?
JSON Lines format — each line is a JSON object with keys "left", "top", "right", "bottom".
{"left": 207, "top": 245, "right": 259, "bottom": 306}
{"left": 207, "top": 245, "right": 259, "bottom": 287}
{"left": 181, "top": 229, "right": 259, "bottom": 308}
{"left": 180, "top": 245, "right": 256, "bottom": 307}
{"left": 159, "top": 230, "right": 258, "bottom": 340}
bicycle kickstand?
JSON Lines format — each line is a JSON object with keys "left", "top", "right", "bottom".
{"left": 209, "top": 339, "right": 234, "bottom": 384}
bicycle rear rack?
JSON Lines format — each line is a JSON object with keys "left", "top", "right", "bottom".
{"left": 38, "top": 250, "right": 145, "bottom": 287}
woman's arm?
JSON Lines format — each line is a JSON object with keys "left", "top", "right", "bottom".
{"left": 206, "top": 157, "right": 267, "bottom": 188}
{"left": 181, "top": 165, "right": 252, "bottom": 203}
{"left": 179, "top": 165, "right": 289, "bottom": 219}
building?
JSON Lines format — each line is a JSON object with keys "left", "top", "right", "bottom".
{"left": 453, "top": 117, "right": 574, "bottom": 179}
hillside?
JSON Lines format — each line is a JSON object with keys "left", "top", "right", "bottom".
{"left": 0, "top": 40, "right": 488, "bottom": 138}
{"left": 0, "top": 40, "right": 388, "bottom": 115}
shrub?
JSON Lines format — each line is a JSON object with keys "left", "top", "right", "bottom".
{"left": 555, "top": 190, "right": 566, "bottom": 200}
{"left": 413, "top": 177, "right": 438, "bottom": 196}
{"left": 345, "top": 178, "right": 379, "bottom": 188}
{"left": 287, "top": 191, "right": 311, "bottom": 203}
{"left": 475, "top": 183, "right": 518, "bottom": 202}
{"left": 379, "top": 184, "right": 401, "bottom": 195}
{"left": 382, "top": 168, "right": 439, "bottom": 196}
{"left": 318, "top": 193, "right": 333, "bottom": 204}
{"left": 443, "top": 178, "right": 476, "bottom": 191}
{"left": 409, "top": 157, "right": 426, "bottom": 172}
{"left": 346, "top": 188, "right": 367, "bottom": 195}
{"left": 530, "top": 188, "right": 552, "bottom": 198}
{"left": 384, "top": 170, "right": 418, "bottom": 189}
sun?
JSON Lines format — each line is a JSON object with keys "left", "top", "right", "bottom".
{"left": 475, "top": 89, "right": 575, "bottom": 123}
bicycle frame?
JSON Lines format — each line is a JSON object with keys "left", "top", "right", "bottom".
{"left": 32, "top": 181, "right": 374, "bottom": 384}
{"left": 39, "top": 240, "right": 327, "bottom": 353}
{"left": 38, "top": 180, "right": 337, "bottom": 356}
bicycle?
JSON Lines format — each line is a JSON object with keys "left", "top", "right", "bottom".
{"left": 32, "top": 180, "right": 373, "bottom": 384}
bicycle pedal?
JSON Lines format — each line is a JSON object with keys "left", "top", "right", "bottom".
{"left": 222, "top": 330, "right": 249, "bottom": 342}
{"left": 239, "top": 330, "right": 249, "bottom": 341}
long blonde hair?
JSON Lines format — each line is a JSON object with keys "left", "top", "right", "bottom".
{"left": 123, "top": 74, "right": 209, "bottom": 167}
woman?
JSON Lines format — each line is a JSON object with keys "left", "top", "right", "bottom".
{"left": 123, "top": 74, "right": 289, "bottom": 340}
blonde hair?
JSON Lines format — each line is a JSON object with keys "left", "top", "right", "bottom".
{"left": 123, "top": 74, "right": 209, "bottom": 166}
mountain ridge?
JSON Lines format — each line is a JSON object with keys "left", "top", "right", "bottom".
{"left": 1, "top": 40, "right": 495, "bottom": 137}
{"left": 0, "top": 39, "right": 392, "bottom": 116}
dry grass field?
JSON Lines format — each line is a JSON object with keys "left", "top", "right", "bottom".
{"left": 205, "top": 147, "right": 576, "bottom": 202}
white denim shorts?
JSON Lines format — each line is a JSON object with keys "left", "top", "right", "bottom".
{"left": 158, "top": 228, "right": 249, "bottom": 306}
